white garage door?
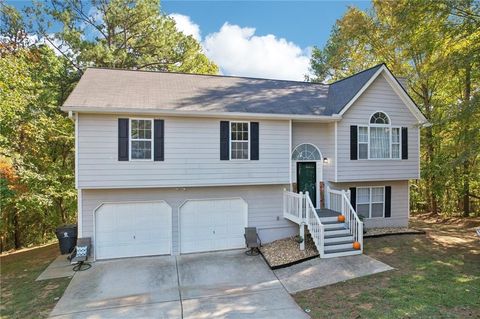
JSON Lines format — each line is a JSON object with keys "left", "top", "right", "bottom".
{"left": 180, "top": 198, "right": 247, "bottom": 254}
{"left": 95, "top": 201, "right": 172, "bottom": 260}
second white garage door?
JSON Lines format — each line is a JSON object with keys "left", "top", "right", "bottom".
{"left": 180, "top": 198, "right": 248, "bottom": 254}
{"left": 95, "top": 201, "right": 172, "bottom": 260}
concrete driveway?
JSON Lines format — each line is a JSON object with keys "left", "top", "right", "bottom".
{"left": 49, "top": 250, "right": 309, "bottom": 319}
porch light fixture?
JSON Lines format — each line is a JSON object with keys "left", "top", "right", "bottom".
{"left": 323, "top": 157, "right": 329, "bottom": 163}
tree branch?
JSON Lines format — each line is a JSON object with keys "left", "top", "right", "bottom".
{"left": 41, "top": 33, "right": 83, "bottom": 74}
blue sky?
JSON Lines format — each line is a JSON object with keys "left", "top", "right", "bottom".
{"left": 162, "top": 1, "right": 370, "bottom": 49}
{"left": 163, "top": 1, "right": 371, "bottom": 80}
{"left": 8, "top": 0, "right": 371, "bottom": 80}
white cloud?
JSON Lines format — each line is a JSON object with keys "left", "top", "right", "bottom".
{"left": 203, "top": 23, "right": 311, "bottom": 81}
{"left": 169, "top": 13, "right": 201, "bottom": 41}
{"left": 166, "top": 15, "right": 311, "bottom": 81}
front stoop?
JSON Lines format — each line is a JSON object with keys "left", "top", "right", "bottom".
{"left": 320, "top": 216, "right": 362, "bottom": 258}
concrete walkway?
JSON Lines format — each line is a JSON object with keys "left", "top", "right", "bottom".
{"left": 49, "top": 250, "right": 309, "bottom": 319}
{"left": 274, "top": 254, "right": 394, "bottom": 294}
{"left": 36, "top": 255, "right": 76, "bottom": 281}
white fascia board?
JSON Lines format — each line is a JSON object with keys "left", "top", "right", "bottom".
{"left": 338, "top": 65, "right": 428, "bottom": 125}
{"left": 60, "top": 106, "right": 341, "bottom": 123}
{"left": 74, "top": 112, "right": 78, "bottom": 189}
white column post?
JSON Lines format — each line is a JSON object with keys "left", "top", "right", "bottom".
{"left": 359, "top": 222, "right": 364, "bottom": 253}
{"left": 299, "top": 222, "right": 305, "bottom": 251}
{"left": 299, "top": 191, "right": 303, "bottom": 222}
{"left": 305, "top": 191, "right": 309, "bottom": 220}
{"left": 300, "top": 191, "right": 307, "bottom": 251}
{"left": 325, "top": 186, "right": 330, "bottom": 209}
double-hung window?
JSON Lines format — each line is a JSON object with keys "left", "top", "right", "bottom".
{"left": 130, "top": 119, "right": 153, "bottom": 160}
{"left": 230, "top": 122, "right": 249, "bottom": 160}
{"left": 356, "top": 186, "right": 385, "bottom": 218}
{"left": 391, "top": 127, "right": 400, "bottom": 158}
{"left": 358, "top": 112, "right": 401, "bottom": 159}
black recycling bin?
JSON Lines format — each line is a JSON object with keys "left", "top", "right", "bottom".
{"left": 55, "top": 224, "right": 77, "bottom": 254}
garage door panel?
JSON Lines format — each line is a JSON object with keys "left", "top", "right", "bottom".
{"left": 180, "top": 198, "right": 247, "bottom": 254}
{"left": 95, "top": 201, "right": 172, "bottom": 260}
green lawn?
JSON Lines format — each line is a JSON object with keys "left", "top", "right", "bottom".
{"left": 0, "top": 244, "right": 72, "bottom": 319}
{"left": 294, "top": 217, "right": 480, "bottom": 319}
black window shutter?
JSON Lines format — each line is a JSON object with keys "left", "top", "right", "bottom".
{"left": 118, "top": 118, "right": 129, "bottom": 161}
{"left": 350, "top": 125, "right": 358, "bottom": 160}
{"left": 154, "top": 119, "right": 164, "bottom": 161}
{"left": 401, "top": 127, "right": 408, "bottom": 159}
{"left": 385, "top": 186, "right": 392, "bottom": 218}
{"left": 349, "top": 187, "right": 357, "bottom": 210}
{"left": 220, "top": 121, "right": 229, "bottom": 160}
{"left": 250, "top": 122, "right": 259, "bottom": 160}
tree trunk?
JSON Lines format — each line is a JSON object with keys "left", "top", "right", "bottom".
{"left": 462, "top": 64, "right": 471, "bottom": 217}
{"left": 422, "top": 85, "right": 438, "bottom": 214}
{"left": 13, "top": 210, "right": 21, "bottom": 249}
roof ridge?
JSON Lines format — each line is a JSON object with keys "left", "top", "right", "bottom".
{"left": 86, "top": 67, "right": 329, "bottom": 86}
{"left": 328, "top": 63, "right": 385, "bottom": 85}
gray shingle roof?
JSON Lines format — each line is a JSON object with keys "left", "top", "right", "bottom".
{"left": 63, "top": 64, "right": 385, "bottom": 116}
{"left": 325, "top": 64, "right": 384, "bottom": 115}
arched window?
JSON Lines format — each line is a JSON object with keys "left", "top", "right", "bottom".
{"left": 370, "top": 112, "right": 390, "bottom": 124}
{"left": 358, "top": 112, "right": 400, "bottom": 159}
{"left": 292, "top": 144, "right": 321, "bottom": 161}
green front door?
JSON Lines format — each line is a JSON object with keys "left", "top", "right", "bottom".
{"left": 297, "top": 162, "right": 316, "bottom": 206}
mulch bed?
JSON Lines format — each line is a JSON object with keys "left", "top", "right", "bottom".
{"left": 260, "top": 227, "right": 426, "bottom": 269}
{"left": 364, "top": 227, "right": 425, "bottom": 238}
{"left": 259, "top": 233, "right": 319, "bottom": 269}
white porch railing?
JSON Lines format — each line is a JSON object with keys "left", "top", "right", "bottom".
{"left": 283, "top": 190, "right": 325, "bottom": 257}
{"left": 304, "top": 191, "right": 325, "bottom": 258}
{"left": 283, "top": 191, "right": 304, "bottom": 224}
{"left": 326, "top": 187, "right": 363, "bottom": 252}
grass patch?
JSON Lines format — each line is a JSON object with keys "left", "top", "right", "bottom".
{"left": 294, "top": 217, "right": 480, "bottom": 319}
{"left": 0, "top": 244, "right": 72, "bottom": 319}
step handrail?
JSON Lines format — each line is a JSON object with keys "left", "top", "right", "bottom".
{"left": 326, "top": 186, "right": 363, "bottom": 252}
{"left": 304, "top": 191, "right": 325, "bottom": 258}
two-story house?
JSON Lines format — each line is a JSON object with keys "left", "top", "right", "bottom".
{"left": 62, "top": 63, "right": 427, "bottom": 260}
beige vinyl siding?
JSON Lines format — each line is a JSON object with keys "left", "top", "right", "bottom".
{"left": 77, "top": 114, "right": 290, "bottom": 188}
{"left": 329, "top": 180, "right": 409, "bottom": 228}
{"left": 81, "top": 185, "right": 296, "bottom": 255}
{"left": 291, "top": 122, "right": 335, "bottom": 182}
{"left": 336, "top": 74, "right": 420, "bottom": 182}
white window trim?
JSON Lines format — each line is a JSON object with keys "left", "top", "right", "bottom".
{"left": 129, "top": 118, "right": 154, "bottom": 161}
{"left": 391, "top": 127, "right": 401, "bottom": 159}
{"left": 356, "top": 186, "right": 385, "bottom": 219}
{"left": 229, "top": 121, "right": 250, "bottom": 161}
{"left": 357, "top": 111, "right": 402, "bottom": 160}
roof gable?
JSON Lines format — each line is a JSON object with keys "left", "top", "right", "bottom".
{"left": 336, "top": 64, "right": 427, "bottom": 124}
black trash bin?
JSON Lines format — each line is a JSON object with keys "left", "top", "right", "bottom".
{"left": 55, "top": 224, "right": 77, "bottom": 254}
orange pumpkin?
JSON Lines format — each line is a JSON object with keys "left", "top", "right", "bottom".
{"left": 337, "top": 215, "right": 345, "bottom": 222}
{"left": 353, "top": 242, "right": 361, "bottom": 250}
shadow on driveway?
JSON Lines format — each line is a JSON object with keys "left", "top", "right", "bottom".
{"left": 49, "top": 250, "right": 309, "bottom": 319}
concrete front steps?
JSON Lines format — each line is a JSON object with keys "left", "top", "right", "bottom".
{"left": 320, "top": 216, "right": 362, "bottom": 258}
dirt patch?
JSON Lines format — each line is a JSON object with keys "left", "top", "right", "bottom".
{"left": 411, "top": 214, "right": 480, "bottom": 251}
{"left": 260, "top": 233, "right": 318, "bottom": 267}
